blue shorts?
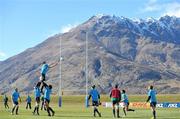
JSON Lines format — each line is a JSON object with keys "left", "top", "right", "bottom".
{"left": 150, "top": 102, "right": 157, "bottom": 107}
{"left": 13, "top": 100, "right": 18, "bottom": 105}
{"left": 124, "top": 102, "right": 129, "bottom": 106}
{"left": 44, "top": 98, "right": 50, "bottom": 104}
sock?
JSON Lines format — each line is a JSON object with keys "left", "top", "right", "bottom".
{"left": 33, "top": 107, "right": 37, "bottom": 113}
{"left": 49, "top": 107, "right": 54, "bottom": 113}
{"left": 123, "top": 108, "right": 126, "bottom": 116}
{"left": 153, "top": 110, "right": 156, "bottom": 118}
{"left": 117, "top": 109, "right": 120, "bottom": 117}
{"left": 15, "top": 107, "right": 19, "bottom": 114}
{"left": 95, "top": 108, "right": 101, "bottom": 117}
{"left": 47, "top": 107, "right": 51, "bottom": 116}
{"left": 37, "top": 106, "right": 39, "bottom": 115}
{"left": 113, "top": 109, "right": 116, "bottom": 117}
{"left": 12, "top": 106, "right": 16, "bottom": 113}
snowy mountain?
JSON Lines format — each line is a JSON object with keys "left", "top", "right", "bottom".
{"left": 0, "top": 15, "right": 180, "bottom": 94}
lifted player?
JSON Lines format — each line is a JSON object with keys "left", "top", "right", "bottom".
{"left": 39, "top": 61, "right": 59, "bottom": 93}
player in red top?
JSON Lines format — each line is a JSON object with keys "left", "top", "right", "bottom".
{"left": 110, "top": 84, "right": 121, "bottom": 118}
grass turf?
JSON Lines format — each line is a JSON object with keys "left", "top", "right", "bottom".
{"left": 0, "top": 95, "right": 180, "bottom": 119}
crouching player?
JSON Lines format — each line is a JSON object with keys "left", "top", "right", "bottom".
{"left": 110, "top": 84, "right": 121, "bottom": 118}
{"left": 43, "top": 82, "right": 55, "bottom": 116}
{"left": 146, "top": 85, "right": 157, "bottom": 119}
{"left": 11, "top": 88, "right": 21, "bottom": 115}
{"left": 33, "top": 82, "right": 41, "bottom": 115}
{"left": 88, "top": 85, "right": 101, "bottom": 117}
{"left": 121, "top": 90, "right": 135, "bottom": 116}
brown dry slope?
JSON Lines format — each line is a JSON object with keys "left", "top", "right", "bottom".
{"left": 0, "top": 15, "right": 180, "bottom": 94}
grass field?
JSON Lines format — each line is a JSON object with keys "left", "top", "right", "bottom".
{"left": 0, "top": 95, "right": 180, "bottom": 119}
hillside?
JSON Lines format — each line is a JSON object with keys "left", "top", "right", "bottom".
{"left": 0, "top": 15, "right": 180, "bottom": 94}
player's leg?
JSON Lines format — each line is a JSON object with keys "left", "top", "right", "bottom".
{"left": 41, "top": 101, "right": 43, "bottom": 110}
{"left": 126, "top": 103, "right": 134, "bottom": 112}
{"left": 150, "top": 102, "right": 156, "bottom": 119}
{"left": 123, "top": 106, "right": 127, "bottom": 116}
{"left": 40, "top": 74, "right": 45, "bottom": 93}
{"left": 95, "top": 106, "right": 101, "bottom": 117}
{"left": 48, "top": 101, "right": 55, "bottom": 116}
{"left": 36, "top": 99, "right": 40, "bottom": 115}
{"left": 48, "top": 106, "right": 55, "bottom": 116}
{"left": 44, "top": 100, "right": 51, "bottom": 116}
{"left": 33, "top": 98, "right": 40, "bottom": 115}
{"left": 15, "top": 102, "right": 19, "bottom": 115}
{"left": 6, "top": 102, "right": 9, "bottom": 109}
{"left": 112, "top": 101, "right": 116, "bottom": 118}
{"left": 26, "top": 102, "right": 28, "bottom": 109}
{"left": 7, "top": 103, "right": 9, "bottom": 109}
{"left": 11, "top": 104, "right": 16, "bottom": 115}
{"left": 116, "top": 102, "right": 120, "bottom": 118}
{"left": 33, "top": 102, "right": 37, "bottom": 115}
{"left": 29, "top": 103, "right": 32, "bottom": 109}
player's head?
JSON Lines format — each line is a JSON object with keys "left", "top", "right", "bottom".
{"left": 15, "top": 88, "right": 18, "bottom": 92}
{"left": 36, "top": 82, "right": 41, "bottom": 87}
{"left": 122, "top": 90, "right": 126, "bottom": 93}
{"left": 49, "top": 85, "right": 52, "bottom": 89}
{"left": 115, "top": 84, "right": 118, "bottom": 88}
{"left": 92, "top": 85, "right": 96, "bottom": 89}
{"left": 43, "top": 61, "right": 46, "bottom": 64}
{"left": 149, "top": 85, "right": 153, "bottom": 90}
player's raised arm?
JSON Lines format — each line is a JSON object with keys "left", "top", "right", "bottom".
{"left": 49, "top": 61, "right": 59, "bottom": 68}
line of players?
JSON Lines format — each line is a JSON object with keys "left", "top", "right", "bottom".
{"left": 3, "top": 61, "right": 157, "bottom": 118}
{"left": 5, "top": 80, "right": 54, "bottom": 116}
{"left": 4, "top": 84, "right": 157, "bottom": 119}
{"left": 88, "top": 84, "right": 157, "bottom": 119}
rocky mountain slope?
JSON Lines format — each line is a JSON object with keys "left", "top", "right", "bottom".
{"left": 0, "top": 15, "right": 180, "bottom": 94}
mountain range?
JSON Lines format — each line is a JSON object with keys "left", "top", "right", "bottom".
{"left": 0, "top": 15, "right": 180, "bottom": 94}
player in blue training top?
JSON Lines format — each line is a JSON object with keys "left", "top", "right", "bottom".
{"left": 43, "top": 82, "right": 55, "bottom": 116}
{"left": 26, "top": 95, "right": 32, "bottom": 109}
{"left": 33, "top": 82, "right": 41, "bottom": 115}
{"left": 146, "top": 85, "right": 157, "bottom": 119}
{"left": 88, "top": 85, "right": 101, "bottom": 117}
{"left": 40, "top": 61, "right": 59, "bottom": 93}
{"left": 11, "top": 88, "right": 21, "bottom": 115}
{"left": 121, "top": 90, "right": 135, "bottom": 116}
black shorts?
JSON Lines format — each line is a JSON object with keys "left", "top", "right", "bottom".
{"left": 112, "top": 100, "right": 120, "bottom": 105}
{"left": 41, "top": 74, "right": 46, "bottom": 81}
{"left": 36, "top": 97, "right": 40, "bottom": 103}
{"left": 44, "top": 98, "right": 50, "bottom": 104}
{"left": 150, "top": 102, "right": 157, "bottom": 107}
{"left": 92, "top": 101, "right": 99, "bottom": 106}
{"left": 13, "top": 101, "right": 18, "bottom": 105}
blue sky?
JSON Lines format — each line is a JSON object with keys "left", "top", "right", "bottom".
{"left": 0, "top": 0, "right": 180, "bottom": 61}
